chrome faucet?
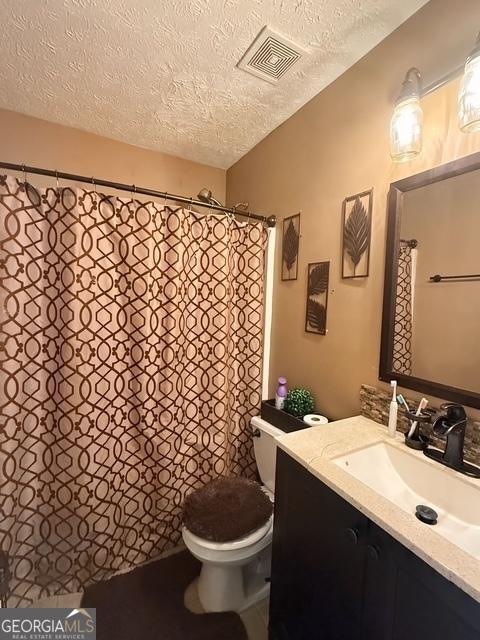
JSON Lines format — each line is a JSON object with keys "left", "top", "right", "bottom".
{"left": 424, "top": 403, "right": 480, "bottom": 478}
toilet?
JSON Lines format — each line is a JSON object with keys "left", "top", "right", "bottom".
{"left": 182, "top": 416, "right": 284, "bottom": 612}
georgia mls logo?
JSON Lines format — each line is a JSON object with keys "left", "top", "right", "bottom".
{"left": 65, "top": 609, "right": 95, "bottom": 632}
{"left": 66, "top": 608, "right": 92, "bottom": 620}
{"left": 0, "top": 608, "right": 96, "bottom": 640}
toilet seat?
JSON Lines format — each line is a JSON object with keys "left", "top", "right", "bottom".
{"left": 183, "top": 514, "right": 273, "bottom": 551}
{"left": 182, "top": 516, "right": 273, "bottom": 569}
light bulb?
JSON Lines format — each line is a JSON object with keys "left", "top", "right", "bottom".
{"left": 390, "top": 97, "right": 423, "bottom": 162}
{"left": 390, "top": 69, "right": 423, "bottom": 162}
{"left": 458, "top": 35, "right": 480, "bottom": 133}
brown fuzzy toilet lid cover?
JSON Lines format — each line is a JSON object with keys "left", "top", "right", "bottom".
{"left": 182, "top": 476, "right": 273, "bottom": 542}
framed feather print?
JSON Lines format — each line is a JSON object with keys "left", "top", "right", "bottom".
{"left": 305, "top": 261, "right": 329, "bottom": 335}
{"left": 341, "top": 189, "right": 372, "bottom": 279}
{"left": 281, "top": 213, "right": 300, "bottom": 281}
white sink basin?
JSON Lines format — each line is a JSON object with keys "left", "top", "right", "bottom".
{"left": 334, "top": 442, "right": 480, "bottom": 560}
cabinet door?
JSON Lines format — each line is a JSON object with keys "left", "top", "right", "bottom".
{"left": 364, "top": 521, "right": 480, "bottom": 640}
{"left": 361, "top": 521, "right": 400, "bottom": 639}
{"left": 270, "top": 450, "right": 368, "bottom": 640}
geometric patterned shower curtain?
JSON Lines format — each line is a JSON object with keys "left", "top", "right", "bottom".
{"left": 0, "top": 174, "right": 267, "bottom": 606}
{"left": 392, "top": 243, "right": 414, "bottom": 375}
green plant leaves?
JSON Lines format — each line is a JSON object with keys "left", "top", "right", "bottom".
{"left": 284, "top": 388, "right": 315, "bottom": 417}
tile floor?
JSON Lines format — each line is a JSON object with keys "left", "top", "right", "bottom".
{"left": 239, "top": 596, "right": 269, "bottom": 640}
{"left": 184, "top": 578, "right": 269, "bottom": 640}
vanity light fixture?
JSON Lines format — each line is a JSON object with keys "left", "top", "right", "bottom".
{"left": 458, "top": 32, "right": 480, "bottom": 132}
{"left": 390, "top": 68, "right": 423, "bottom": 162}
{"left": 390, "top": 31, "right": 480, "bottom": 161}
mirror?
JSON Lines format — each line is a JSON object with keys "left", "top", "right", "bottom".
{"left": 380, "top": 152, "right": 480, "bottom": 409}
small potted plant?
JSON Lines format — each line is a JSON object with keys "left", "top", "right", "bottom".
{"left": 284, "top": 388, "right": 315, "bottom": 418}
{"left": 261, "top": 387, "right": 317, "bottom": 432}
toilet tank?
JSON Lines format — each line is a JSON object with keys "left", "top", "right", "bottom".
{"left": 251, "top": 416, "right": 285, "bottom": 495}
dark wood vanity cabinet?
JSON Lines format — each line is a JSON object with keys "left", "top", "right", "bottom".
{"left": 269, "top": 449, "right": 480, "bottom": 640}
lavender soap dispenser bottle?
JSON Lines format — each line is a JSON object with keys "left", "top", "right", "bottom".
{"left": 275, "top": 377, "right": 288, "bottom": 410}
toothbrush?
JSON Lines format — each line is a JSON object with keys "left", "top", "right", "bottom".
{"left": 388, "top": 381, "right": 398, "bottom": 438}
{"left": 396, "top": 394, "right": 410, "bottom": 412}
{"left": 408, "top": 397, "right": 429, "bottom": 439}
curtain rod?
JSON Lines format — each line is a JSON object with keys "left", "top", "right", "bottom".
{"left": 0, "top": 161, "right": 276, "bottom": 227}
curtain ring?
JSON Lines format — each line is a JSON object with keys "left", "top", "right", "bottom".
{"left": 92, "top": 177, "right": 97, "bottom": 198}
{"left": 163, "top": 192, "right": 168, "bottom": 208}
{"left": 22, "top": 164, "right": 27, "bottom": 185}
{"left": 129, "top": 183, "right": 135, "bottom": 201}
{"left": 55, "top": 170, "right": 59, "bottom": 190}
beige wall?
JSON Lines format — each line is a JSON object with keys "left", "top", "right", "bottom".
{"left": 0, "top": 109, "right": 225, "bottom": 202}
{"left": 227, "top": 0, "right": 480, "bottom": 419}
{"left": 402, "top": 171, "right": 480, "bottom": 392}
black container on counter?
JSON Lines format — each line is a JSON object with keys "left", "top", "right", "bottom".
{"left": 260, "top": 399, "right": 329, "bottom": 433}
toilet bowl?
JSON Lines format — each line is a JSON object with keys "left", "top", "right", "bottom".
{"left": 182, "top": 417, "right": 283, "bottom": 612}
{"left": 182, "top": 508, "right": 273, "bottom": 612}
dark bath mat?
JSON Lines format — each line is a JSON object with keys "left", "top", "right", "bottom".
{"left": 81, "top": 550, "right": 247, "bottom": 640}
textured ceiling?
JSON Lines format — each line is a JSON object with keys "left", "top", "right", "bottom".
{"left": 0, "top": 0, "right": 428, "bottom": 169}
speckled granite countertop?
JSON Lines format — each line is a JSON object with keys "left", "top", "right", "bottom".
{"left": 275, "top": 415, "right": 480, "bottom": 603}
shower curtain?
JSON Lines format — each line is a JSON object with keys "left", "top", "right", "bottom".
{"left": 0, "top": 175, "right": 267, "bottom": 606}
{"left": 392, "top": 242, "right": 417, "bottom": 375}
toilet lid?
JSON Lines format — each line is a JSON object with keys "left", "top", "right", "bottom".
{"left": 182, "top": 476, "right": 274, "bottom": 543}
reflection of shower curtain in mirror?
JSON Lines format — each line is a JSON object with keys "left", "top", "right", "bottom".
{"left": 393, "top": 243, "right": 417, "bottom": 375}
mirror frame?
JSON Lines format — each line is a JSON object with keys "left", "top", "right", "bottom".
{"left": 379, "top": 150, "right": 480, "bottom": 409}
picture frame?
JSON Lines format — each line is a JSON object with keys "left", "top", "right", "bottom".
{"left": 305, "top": 261, "right": 329, "bottom": 335}
{"left": 281, "top": 213, "right": 300, "bottom": 281}
{"left": 341, "top": 188, "right": 373, "bottom": 279}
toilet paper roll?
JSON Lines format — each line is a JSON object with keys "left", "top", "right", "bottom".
{"left": 303, "top": 414, "right": 329, "bottom": 426}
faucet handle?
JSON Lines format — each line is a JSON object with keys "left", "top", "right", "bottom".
{"left": 440, "top": 403, "right": 467, "bottom": 423}
{"left": 433, "top": 403, "right": 467, "bottom": 438}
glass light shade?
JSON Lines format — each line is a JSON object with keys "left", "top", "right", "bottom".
{"left": 458, "top": 53, "right": 480, "bottom": 132}
{"left": 390, "top": 96, "right": 423, "bottom": 162}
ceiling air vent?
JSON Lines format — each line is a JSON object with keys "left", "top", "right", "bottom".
{"left": 237, "top": 26, "right": 308, "bottom": 85}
